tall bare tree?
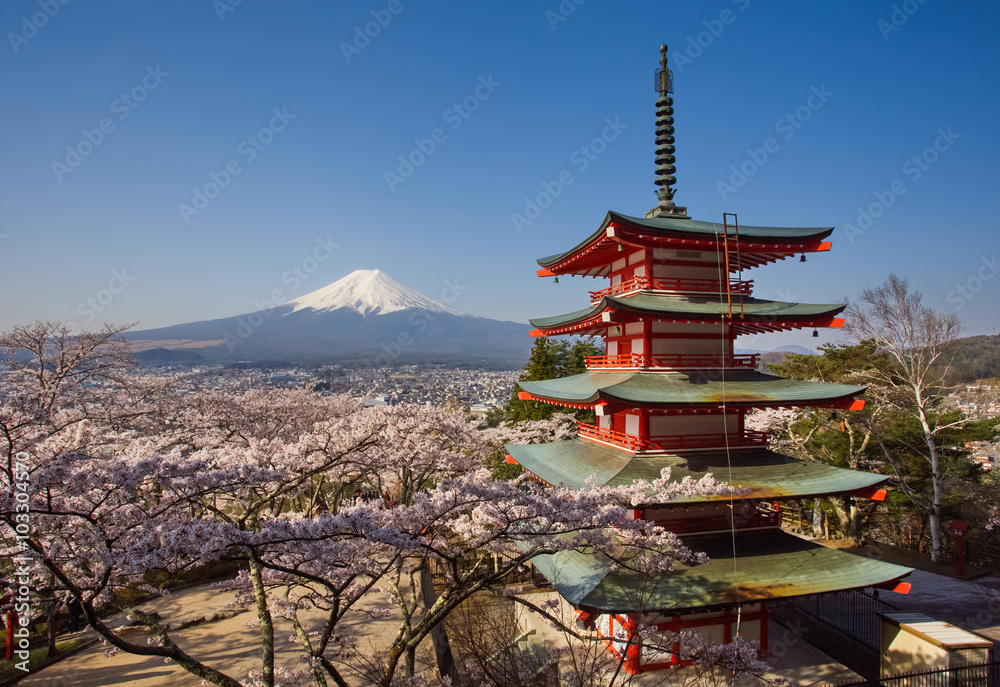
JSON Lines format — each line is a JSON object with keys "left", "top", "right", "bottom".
{"left": 845, "top": 274, "right": 963, "bottom": 562}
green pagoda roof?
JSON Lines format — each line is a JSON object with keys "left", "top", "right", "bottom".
{"left": 529, "top": 529, "right": 911, "bottom": 613}
{"left": 517, "top": 370, "right": 864, "bottom": 409}
{"left": 537, "top": 211, "right": 834, "bottom": 269}
{"left": 505, "top": 439, "right": 888, "bottom": 501}
{"left": 529, "top": 293, "right": 845, "bottom": 333}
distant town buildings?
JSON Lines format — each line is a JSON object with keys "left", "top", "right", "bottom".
{"left": 118, "top": 362, "right": 520, "bottom": 413}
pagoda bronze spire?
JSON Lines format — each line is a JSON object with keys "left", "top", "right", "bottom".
{"left": 650, "top": 44, "right": 688, "bottom": 218}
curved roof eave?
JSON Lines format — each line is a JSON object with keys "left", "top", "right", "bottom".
{"left": 528, "top": 294, "right": 846, "bottom": 330}
{"left": 505, "top": 439, "right": 888, "bottom": 500}
{"left": 536, "top": 211, "right": 835, "bottom": 268}
{"left": 529, "top": 529, "right": 911, "bottom": 612}
{"left": 517, "top": 370, "right": 865, "bottom": 407}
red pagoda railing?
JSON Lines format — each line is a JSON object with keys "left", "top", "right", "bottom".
{"left": 577, "top": 424, "right": 768, "bottom": 452}
{"left": 576, "top": 424, "right": 654, "bottom": 451}
{"left": 589, "top": 276, "right": 754, "bottom": 302}
{"left": 585, "top": 353, "right": 759, "bottom": 370}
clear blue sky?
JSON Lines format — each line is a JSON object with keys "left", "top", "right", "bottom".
{"left": 2, "top": 0, "right": 997, "bottom": 352}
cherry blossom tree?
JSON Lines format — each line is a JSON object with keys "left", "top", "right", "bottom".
{"left": 1, "top": 324, "right": 781, "bottom": 687}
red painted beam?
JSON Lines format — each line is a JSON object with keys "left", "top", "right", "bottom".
{"left": 819, "top": 398, "right": 866, "bottom": 410}
{"left": 854, "top": 486, "right": 888, "bottom": 501}
{"left": 875, "top": 580, "right": 911, "bottom": 594}
{"left": 537, "top": 268, "right": 556, "bottom": 277}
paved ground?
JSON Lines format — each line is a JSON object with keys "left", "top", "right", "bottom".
{"left": 17, "top": 583, "right": 419, "bottom": 687}
{"left": 893, "top": 569, "right": 1000, "bottom": 638}
{"left": 17, "top": 568, "right": 1000, "bottom": 686}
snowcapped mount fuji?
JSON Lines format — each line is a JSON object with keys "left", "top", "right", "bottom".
{"left": 128, "top": 270, "right": 530, "bottom": 363}
{"left": 286, "top": 269, "right": 464, "bottom": 317}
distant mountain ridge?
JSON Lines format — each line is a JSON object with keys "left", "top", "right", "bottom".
{"left": 127, "top": 270, "right": 531, "bottom": 364}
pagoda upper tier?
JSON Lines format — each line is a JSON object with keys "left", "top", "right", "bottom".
{"left": 537, "top": 211, "right": 832, "bottom": 277}
{"left": 517, "top": 369, "right": 865, "bottom": 411}
{"left": 529, "top": 293, "right": 845, "bottom": 338}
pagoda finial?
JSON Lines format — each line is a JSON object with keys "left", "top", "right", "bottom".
{"left": 649, "top": 43, "right": 688, "bottom": 219}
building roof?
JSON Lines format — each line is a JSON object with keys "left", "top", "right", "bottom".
{"left": 517, "top": 370, "right": 865, "bottom": 409}
{"left": 879, "top": 612, "right": 993, "bottom": 650}
{"left": 505, "top": 439, "right": 888, "bottom": 501}
{"left": 537, "top": 211, "right": 834, "bottom": 275}
{"left": 528, "top": 293, "right": 845, "bottom": 336}
{"left": 528, "top": 529, "right": 912, "bottom": 613}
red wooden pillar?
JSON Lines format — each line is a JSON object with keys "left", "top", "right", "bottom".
{"left": 624, "top": 613, "right": 641, "bottom": 674}
{"left": 5, "top": 612, "right": 12, "bottom": 660}
{"left": 642, "top": 319, "right": 652, "bottom": 366}
{"left": 671, "top": 614, "right": 681, "bottom": 665}
{"left": 722, "top": 607, "right": 732, "bottom": 643}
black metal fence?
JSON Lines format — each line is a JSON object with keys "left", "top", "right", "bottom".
{"left": 834, "top": 660, "right": 1000, "bottom": 687}
{"left": 778, "top": 587, "right": 901, "bottom": 652}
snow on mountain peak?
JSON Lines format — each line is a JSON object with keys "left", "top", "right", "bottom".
{"left": 285, "top": 269, "right": 465, "bottom": 316}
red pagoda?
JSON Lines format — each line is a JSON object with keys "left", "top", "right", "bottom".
{"left": 505, "top": 45, "right": 911, "bottom": 673}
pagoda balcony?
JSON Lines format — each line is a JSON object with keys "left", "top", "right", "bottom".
{"left": 585, "top": 353, "right": 759, "bottom": 371}
{"left": 589, "top": 276, "right": 753, "bottom": 302}
{"left": 651, "top": 508, "right": 780, "bottom": 534}
{"left": 577, "top": 423, "right": 769, "bottom": 452}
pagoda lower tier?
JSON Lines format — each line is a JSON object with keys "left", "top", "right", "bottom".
{"left": 531, "top": 529, "right": 911, "bottom": 613}
{"left": 525, "top": 528, "right": 911, "bottom": 670}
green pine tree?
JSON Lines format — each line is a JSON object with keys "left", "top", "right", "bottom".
{"left": 486, "top": 337, "right": 604, "bottom": 425}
